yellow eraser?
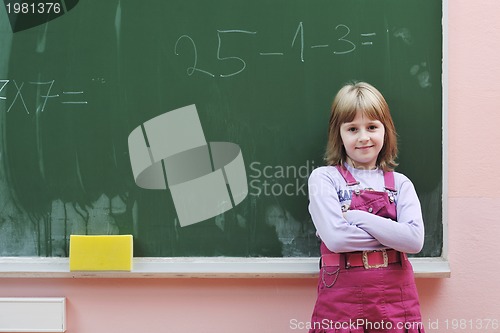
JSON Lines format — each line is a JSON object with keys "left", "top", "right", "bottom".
{"left": 69, "top": 235, "right": 133, "bottom": 271}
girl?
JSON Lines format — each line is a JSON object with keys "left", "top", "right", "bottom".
{"left": 307, "top": 82, "right": 425, "bottom": 332}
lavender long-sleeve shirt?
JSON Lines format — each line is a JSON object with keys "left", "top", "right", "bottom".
{"left": 308, "top": 164, "right": 425, "bottom": 254}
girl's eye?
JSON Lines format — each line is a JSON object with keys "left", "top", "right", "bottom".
{"left": 368, "top": 125, "right": 377, "bottom": 130}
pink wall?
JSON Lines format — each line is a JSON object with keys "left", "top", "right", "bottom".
{"left": 1, "top": 1, "right": 500, "bottom": 332}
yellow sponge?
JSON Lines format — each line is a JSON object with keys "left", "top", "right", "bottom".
{"left": 69, "top": 235, "right": 133, "bottom": 271}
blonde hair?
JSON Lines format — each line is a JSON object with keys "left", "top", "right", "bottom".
{"left": 324, "top": 82, "right": 398, "bottom": 171}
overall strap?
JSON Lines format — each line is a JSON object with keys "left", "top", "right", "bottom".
{"left": 336, "top": 164, "right": 397, "bottom": 192}
{"left": 383, "top": 171, "right": 397, "bottom": 192}
{"left": 335, "top": 165, "right": 359, "bottom": 186}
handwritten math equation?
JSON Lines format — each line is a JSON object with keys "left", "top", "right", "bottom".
{"left": 0, "top": 79, "right": 87, "bottom": 114}
{"left": 174, "top": 22, "right": 383, "bottom": 78}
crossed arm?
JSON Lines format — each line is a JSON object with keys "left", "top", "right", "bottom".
{"left": 308, "top": 169, "right": 424, "bottom": 254}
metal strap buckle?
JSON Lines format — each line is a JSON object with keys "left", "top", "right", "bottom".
{"left": 362, "top": 249, "right": 388, "bottom": 269}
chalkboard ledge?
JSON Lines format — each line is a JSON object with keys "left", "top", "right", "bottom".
{"left": 0, "top": 257, "right": 450, "bottom": 278}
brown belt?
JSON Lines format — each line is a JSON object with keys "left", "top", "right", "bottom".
{"left": 321, "top": 249, "right": 402, "bottom": 269}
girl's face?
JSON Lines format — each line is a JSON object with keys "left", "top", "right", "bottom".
{"left": 340, "top": 111, "right": 385, "bottom": 169}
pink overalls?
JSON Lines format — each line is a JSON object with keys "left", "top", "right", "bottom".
{"left": 309, "top": 166, "right": 425, "bottom": 333}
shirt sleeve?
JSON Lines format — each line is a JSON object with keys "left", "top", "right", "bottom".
{"left": 343, "top": 178, "right": 425, "bottom": 254}
{"left": 308, "top": 168, "right": 386, "bottom": 253}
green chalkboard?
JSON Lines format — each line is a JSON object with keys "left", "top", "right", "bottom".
{"left": 0, "top": 0, "right": 442, "bottom": 258}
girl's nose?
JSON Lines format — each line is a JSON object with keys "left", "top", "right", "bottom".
{"left": 358, "top": 130, "right": 370, "bottom": 142}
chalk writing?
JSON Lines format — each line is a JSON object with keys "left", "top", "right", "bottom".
{"left": 174, "top": 22, "right": 383, "bottom": 78}
{"left": 174, "top": 35, "right": 215, "bottom": 77}
{"left": 8, "top": 81, "right": 29, "bottom": 114}
{"left": 291, "top": 22, "right": 304, "bottom": 62}
{"left": 0, "top": 80, "right": 8, "bottom": 100}
{"left": 217, "top": 30, "right": 257, "bottom": 78}
{"left": 361, "top": 32, "right": 377, "bottom": 46}
{"left": 0, "top": 79, "right": 87, "bottom": 114}
{"left": 30, "top": 81, "right": 58, "bottom": 113}
{"left": 259, "top": 52, "right": 284, "bottom": 56}
{"left": 61, "top": 91, "right": 88, "bottom": 104}
{"left": 333, "top": 24, "right": 356, "bottom": 55}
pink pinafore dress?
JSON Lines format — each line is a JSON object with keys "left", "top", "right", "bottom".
{"left": 308, "top": 165, "right": 425, "bottom": 333}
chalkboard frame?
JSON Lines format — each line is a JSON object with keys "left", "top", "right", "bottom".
{"left": 0, "top": 0, "right": 450, "bottom": 277}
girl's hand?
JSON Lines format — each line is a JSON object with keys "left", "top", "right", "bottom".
{"left": 343, "top": 211, "right": 354, "bottom": 224}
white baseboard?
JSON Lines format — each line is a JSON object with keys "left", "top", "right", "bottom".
{"left": 0, "top": 298, "right": 66, "bottom": 332}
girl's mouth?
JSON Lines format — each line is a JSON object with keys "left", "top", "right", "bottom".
{"left": 356, "top": 145, "right": 374, "bottom": 150}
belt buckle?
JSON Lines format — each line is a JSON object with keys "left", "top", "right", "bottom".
{"left": 362, "top": 249, "right": 388, "bottom": 269}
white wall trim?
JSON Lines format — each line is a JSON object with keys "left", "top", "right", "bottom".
{"left": 0, "top": 298, "right": 66, "bottom": 332}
